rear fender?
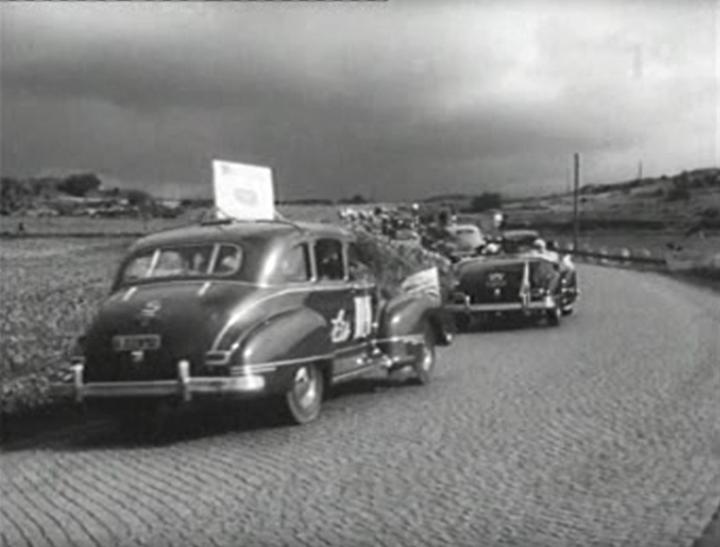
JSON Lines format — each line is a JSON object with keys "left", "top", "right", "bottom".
{"left": 236, "top": 308, "right": 332, "bottom": 393}
{"left": 377, "top": 294, "right": 452, "bottom": 361}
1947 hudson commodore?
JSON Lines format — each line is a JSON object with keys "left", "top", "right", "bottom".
{"left": 52, "top": 218, "right": 452, "bottom": 426}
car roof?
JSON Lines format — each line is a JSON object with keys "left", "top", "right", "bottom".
{"left": 448, "top": 224, "right": 480, "bottom": 233}
{"left": 129, "top": 219, "right": 352, "bottom": 252}
{"left": 502, "top": 229, "right": 540, "bottom": 240}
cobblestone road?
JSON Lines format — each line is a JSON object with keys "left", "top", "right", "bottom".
{"left": 2, "top": 265, "right": 719, "bottom": 546}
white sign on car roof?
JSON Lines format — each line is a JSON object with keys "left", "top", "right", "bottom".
{"left": 212, "top": 159, "right": 275, "bottom": 221}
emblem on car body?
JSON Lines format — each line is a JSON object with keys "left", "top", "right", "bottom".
{"left": 330, "top": 309, "right": 351, "bottom": 343}
{"left": 137, "top": 300, "right": 162, "bottom": 326}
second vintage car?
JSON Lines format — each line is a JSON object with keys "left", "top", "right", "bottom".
{"left": 446, "top": 230, "right": 579, "bottom": 330}
{"left": 52, "top": 217, "right": 452, "bottom": 427}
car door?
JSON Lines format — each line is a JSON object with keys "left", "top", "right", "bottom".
{"left": 306, "top": 237, "right": 367, "bottom": 377}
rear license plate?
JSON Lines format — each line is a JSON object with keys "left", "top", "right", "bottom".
{"left": 112, "top": 334, "right": 161, "bottom": 352}
{"left": 485, "top": 272, "right": 507, "bottom": 288}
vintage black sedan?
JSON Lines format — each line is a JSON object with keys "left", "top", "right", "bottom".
{"left": 52, "top": 218, "right": 452, "bottom": 426}
{"left": 447, "top": 233, "right": 579, "bottom": 330}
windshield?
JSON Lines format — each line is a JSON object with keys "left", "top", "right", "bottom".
{"left": 120, "top": 243, "right": 243, "bottom": 283}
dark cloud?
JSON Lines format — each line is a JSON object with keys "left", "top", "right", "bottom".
{"left": 1, "top": 1, "right": 716, "bottom": 200}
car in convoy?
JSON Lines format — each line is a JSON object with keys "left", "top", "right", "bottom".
{"left": 52, "top": 218, "right": 452, "bottom": 427}
{"left": 446, "top": 230, "right": 578, "bottom": 330}
{"left": 392, "top": 227, "right": 423, "bottom": 245}
{"left": 440, "top": 223, "right": 486, "bottom": 261}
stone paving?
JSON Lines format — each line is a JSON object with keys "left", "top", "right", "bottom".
{"left": 2, "top": 266, "right": 719, "bottom": 546}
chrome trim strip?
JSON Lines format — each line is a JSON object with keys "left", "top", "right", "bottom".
{"left": 235, "top": 337, "right": 423, "bottom": 371}
{"left": 331, "top": 363, "right": 379, "bottom": 383}
{"left": 122, "top": 286, "right": 137, "bottom": 302}
{"left": 242, "top": 353, "right": 334, "bottom": 371}
{"left": 334, "top": 341, "right": 372, "bottom": 355}
{"left": 212, "top": 284, "right": 363, "bottom": 350}
{"left": 374, "top": 334, "right": 425, "bottom": 345}
{"left": 198, "top": 281, "right": 212, "bottom": 297}
{"left": 230, "top": 364, "right": 278, "bottom": 375}
{"left": 445, "top": 301, "right": 553, "bottom": 312}
{"left": 146, "top": 249, "right": 161, "bottom": 277}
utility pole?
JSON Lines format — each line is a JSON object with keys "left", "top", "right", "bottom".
{"left": 566, "top": 165, "right": 571, "bottom": 194}
{"left": 573, "top": 153, "right": 581, "bottom": 251}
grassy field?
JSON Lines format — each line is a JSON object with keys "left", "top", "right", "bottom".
{"left": 1, "top": 237, "right": 133, "bottom": 412}
{"left": 0, "top": 204, "right": 343, "bottom": 236}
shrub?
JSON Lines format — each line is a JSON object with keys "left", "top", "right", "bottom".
{"left": 351, "top": 228, "right": 452, "bottom": 299}
{"left": 465, "top": 192, "right": 502, "bottom": 213}
{"left": 58, "top": 173, "right": 102, "bottom": 197}
{"left": 665, "top": 187, "right": 690, "bottom": 201}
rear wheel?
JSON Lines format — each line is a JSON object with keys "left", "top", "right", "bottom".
{"left": 411, "top": 324, "right": 436, "bottom": 385}
{"left": 284, "top": 363, "right": 324, "bottom": 425}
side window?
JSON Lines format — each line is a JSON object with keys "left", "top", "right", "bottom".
{"left": 184, "top": 245, "right": 214, "bottom": 276}
{"left": 122, "top": 252, "right": 154, "bottom": 282}
{"left": 213, "top": 245, "right": 243, "bottom": 276}
{"left": 280, "top": 244, "right": 311, "bottom": 282}
{"left": 347, "top": 243, "right": 373, "bottom": 282}
{"left": 315, "top": 239, "right": 345, "bottom": 281}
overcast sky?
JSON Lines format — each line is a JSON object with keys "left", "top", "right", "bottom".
{"left": 1, "top": 0, "right": 717, "bottom": 200}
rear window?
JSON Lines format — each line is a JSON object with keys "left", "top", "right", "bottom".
{"left": 121, "top": 243, "right": 243, "bottom": 283}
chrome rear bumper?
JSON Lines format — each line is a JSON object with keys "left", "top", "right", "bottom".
{"left": 50, "top": 360, "right": 265, "bottom": 403}
{"left": 445, "top": 299, "right": 555, "bottom": 313}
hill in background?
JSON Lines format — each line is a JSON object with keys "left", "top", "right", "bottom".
{"left": 502, "top": 167, "right": 720, "bottom": 232}
{"left": 422, "top": 167, "right": 720, "bottom": 233}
